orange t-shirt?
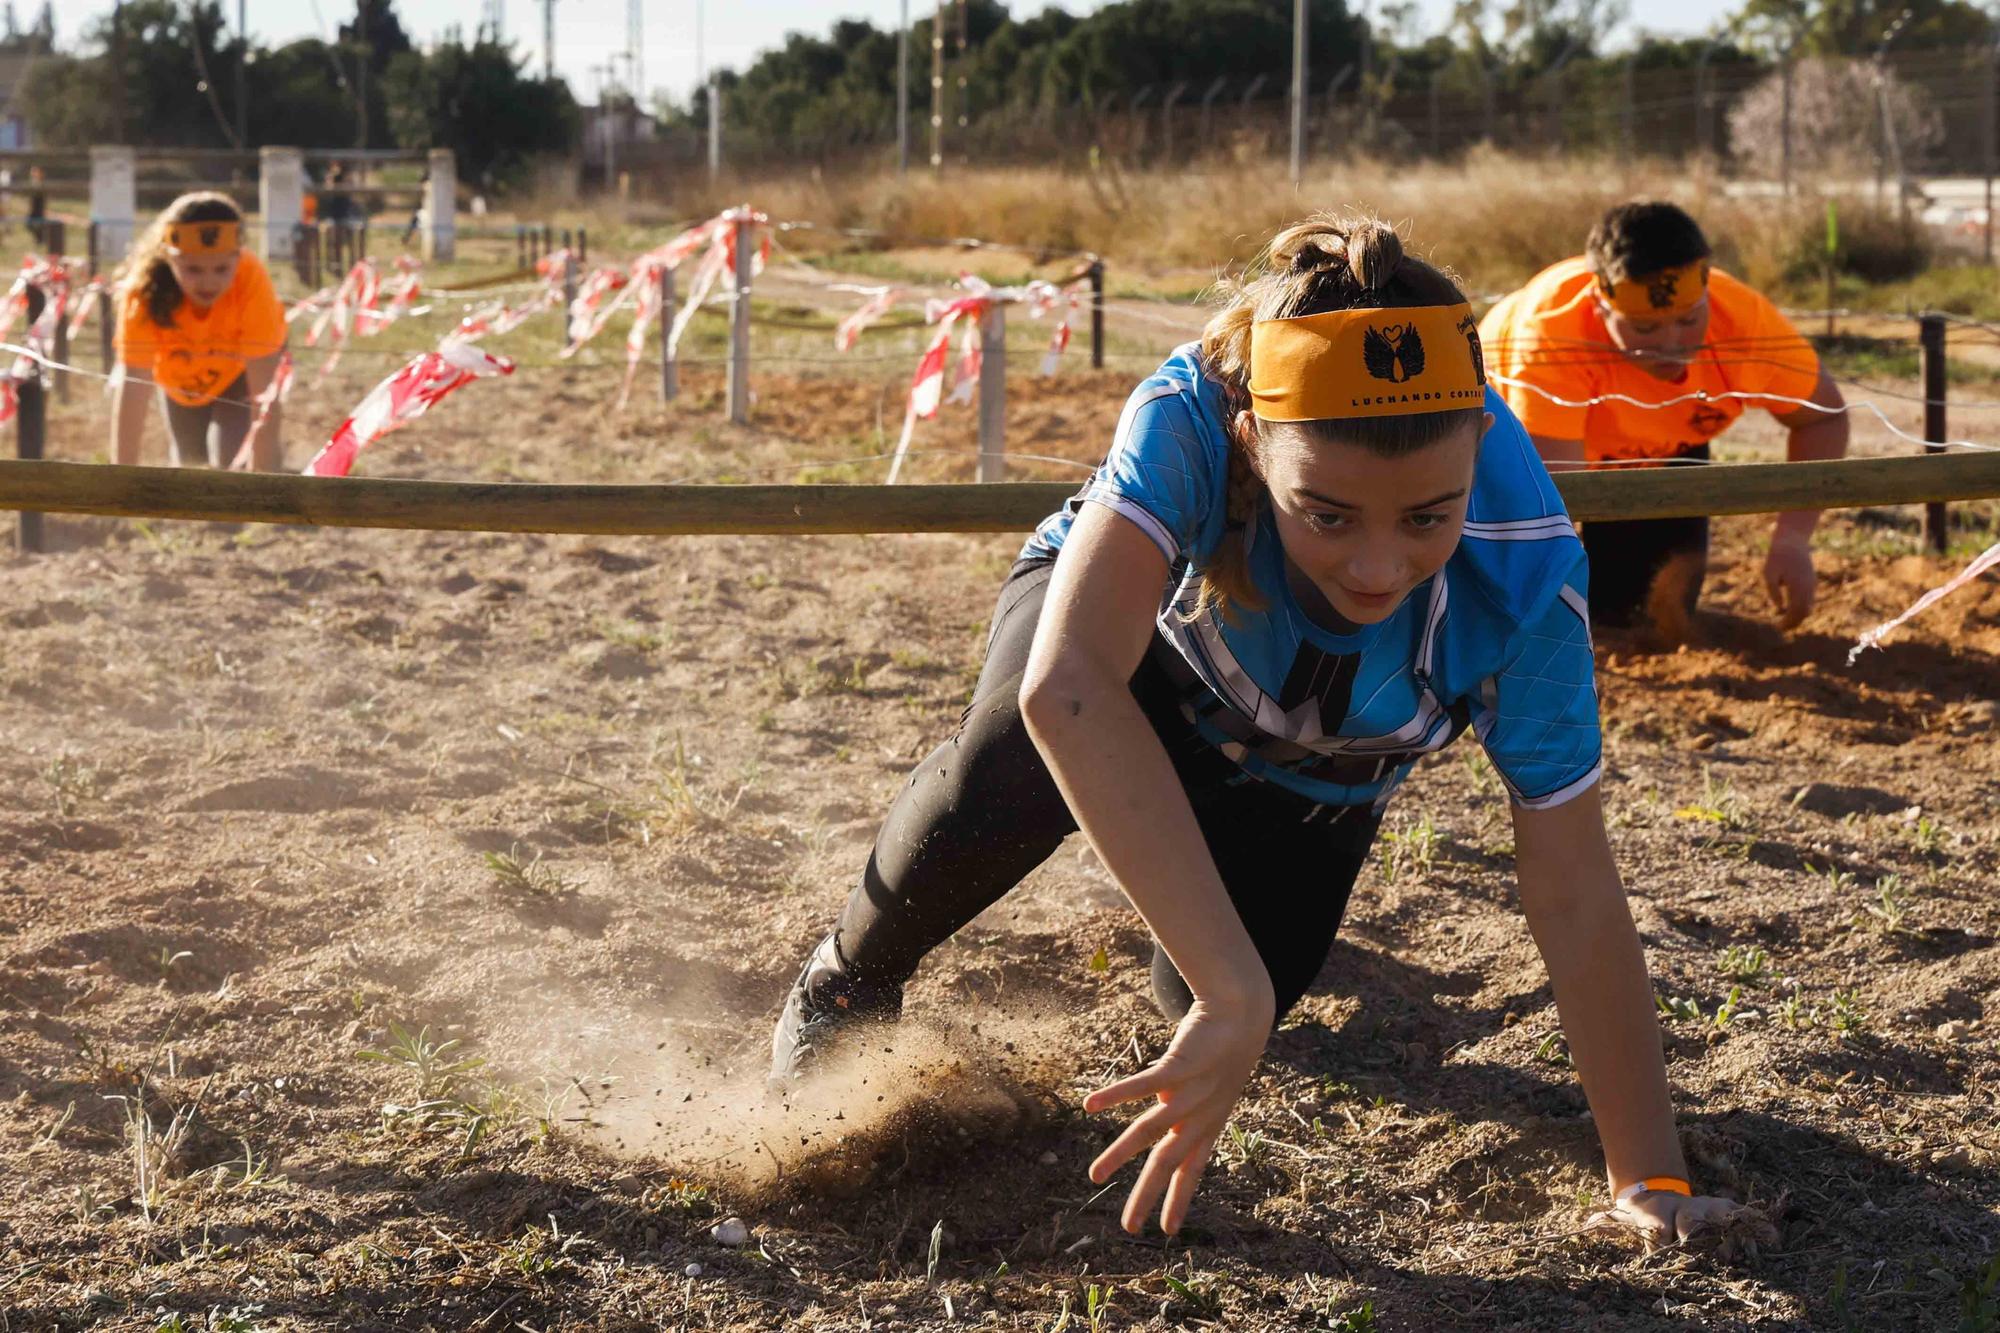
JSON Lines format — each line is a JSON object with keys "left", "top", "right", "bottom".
{"left": 115, "top": 250, "right": 287, "bottom": 408}
{"left": 1478, "top": 256, "right": 1820, "bottom": 464}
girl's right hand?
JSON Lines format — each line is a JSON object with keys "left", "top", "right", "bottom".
{"left": 1081, "top": 993, "right": 1274, "bottom": 1236}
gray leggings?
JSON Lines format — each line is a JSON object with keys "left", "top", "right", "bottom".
{"left": 160, "top": 373, "right": 252, "bottom": 468}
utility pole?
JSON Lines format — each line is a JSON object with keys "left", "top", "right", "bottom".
{"left": 111, "top": 0, "right": 129, "bottom": 142}
{"left": 953, "top": 0, "right": 968, "bottom": 154}
{"left": 1289, "top": 0, "right": 1306, "bottom": 185}
{"left": 235, "top": 0, "right": 248, "bottom": 153}
{"left": 896, "top": 0, "right": 909, "bottom": 174}
{"left": 542, "top": 0, "right": 556, "bottom": 79}
{"left": 627, "top": 0, "right": 642, "bottom": 104}
{"left": 929, "top": 1, "right": 945, "bottom": 169}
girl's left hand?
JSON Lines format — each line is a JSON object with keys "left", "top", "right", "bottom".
{"left": 1588, "top": 1190, "right": 1740, "bottom": 1248}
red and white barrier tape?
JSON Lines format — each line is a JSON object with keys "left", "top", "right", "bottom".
{"left": 664, "top": 207, "right": 770, "bottom": 361}
{"left": 302, "top": 338, "right": 514, "bottom": 478}
{"left": 227, "top": 348, "right": 295, "bottom": 472}
{"left": 1850, "top": 538, "right": 2000, "bottom": 662}
{"left": 884, "top": 273, "right": 1086, "bottom": 483}
{"left": 834, "top": 284, "right": 902, "bottom": 351}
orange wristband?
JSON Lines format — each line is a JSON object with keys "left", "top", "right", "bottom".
{"left": 1615, "top": 1176, "right": 1692, "bottom": 1205}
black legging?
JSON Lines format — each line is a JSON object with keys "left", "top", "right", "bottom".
{"left": 1578, "top": 444, "right": 1711, "bottom": 629}
{"left": 832, "top": 559, "right": 1381, "bottom": 1023}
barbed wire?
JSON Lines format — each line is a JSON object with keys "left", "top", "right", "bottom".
{"left": 1489, "top": 373, "right": 2000, "bottom": 457}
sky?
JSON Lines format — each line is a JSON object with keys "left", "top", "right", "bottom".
{"left": 57, "top": 1, "right": 1741, "bottom": 109}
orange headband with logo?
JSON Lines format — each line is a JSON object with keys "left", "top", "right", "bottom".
{"left": 1596, "top": 258, "right": 1710, "bottom": 320}
{"left": 166, "top": 220, "right": 242, "bottom": 257}
{"left": 1249, "top": 302, "right": 1486, "bottom": 422}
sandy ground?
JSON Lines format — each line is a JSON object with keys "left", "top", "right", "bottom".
{"left": 0, "top": 317, "right": 1997, "bottom": 1332}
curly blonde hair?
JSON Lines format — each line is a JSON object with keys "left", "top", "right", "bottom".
{"left": 122, "top": 191, "right": 245, "bottom": 330}
{"left": 1191, "top": 213, "right": 1483, "bottom": 621}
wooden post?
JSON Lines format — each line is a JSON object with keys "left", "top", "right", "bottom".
{"left": 727, "top": 212, "right": 753, "bottom": 425}
{"left": 517, "top": 224, "right": 526, "bottom": 268}
{"left": 15, "top": 288, "right": 45, "bottom": 553}
{"left": 44, "top": 222, "right": 67, "bottom": 404}
{"left": 90, "top": 221, "right": 113, "bottom": 373}
{"left": 1088, "top": 258, "right": 1104, "bottom": 370}
{"left": 542, "top": 224, "right": 553, "bottom": 259}
{"left": 49, "top": 293, "right": 67, "bottom": 407}
{"left": 578, "top": 227, "right": 588, "bottom": 264}
{"left": 560, "top": 250, "right": 578, "bottom": 351}
{"left": 977, "top": 302, "right": 1006, "bottom": 483}
{"left": 356, "top": 218, "right": 368, "bottom": 262}
{"left": 660, "top": 264, "right": 678, "bottom": 402}
{"left": 1985, "top": 41, "right": 1997, "bottom": 266}
{"left": 1921, "top": 312, "right": 1948, "bottom": 551}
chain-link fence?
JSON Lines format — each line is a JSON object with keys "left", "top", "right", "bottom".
{"left": 616, "top": 48, "right": 1998, "bottom": 192}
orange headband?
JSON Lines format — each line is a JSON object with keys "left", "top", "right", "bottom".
{"left": 1249, "top": 302, "right": 1486, "bottom": 422}
{"left": 166, "top": 220, "right": 242, "bottom": 257}
{"left": 1596, "top": 259, "right": 1710, "bottom": 320}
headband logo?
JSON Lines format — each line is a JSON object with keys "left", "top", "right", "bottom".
{"left": 1362, "top": 324, "right": 1425, "bottom": 384}
{"left": 198, "top": 224, "right": 221, "bottom": 248}
{"left": 1455, "top": 313, "right": 1485, "bottom": 385}
{"left": 1646, "top": 270, "right": 1680, "bottom": 310}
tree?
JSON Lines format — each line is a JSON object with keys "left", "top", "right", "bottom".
{"left": 1726, "top": 55, "right": 1942, "bottom": 176}
{"left": 382, "top": 35, "right": 580, "bottom": 188}
{"left": 249, "top": 39, "right": 369, "bottom": 149}
{"left": 21, "top": 1, "right": 242, "bottom": 147}
{"left": 1731, "top": 0, "right": 1993, "bottom": 54}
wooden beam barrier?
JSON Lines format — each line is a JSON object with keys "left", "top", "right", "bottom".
{"left": 0, "top": 452, "right": 1996, "bottom": 538}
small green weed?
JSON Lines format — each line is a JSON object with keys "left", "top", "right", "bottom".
{"left": 1534, "top": 1030, "right": 1572, "bottom": 1068}
{"left": 1327, "top": 1301, "right": 1379, "bottom": 1333}
{"left": 484, "top": 846, "right": 578, "bottom": 901}
{"left": 356, "top": 1022, "right": 484, "bottom": 1100}
{"left": 643, "top": 1176, "right": 714, "bottom": 1217}
{"left": 153, "top": 1307, "right": 267, "bottom": 1333}
{"left": 1717, "top": 944, "right": 1774, "bottom": 987}
{"left": 1379, "top": 814, "right": 1444, "bottom": 882}
{"left": 1776, "top": 987, "right": 1817, "bottom": 1030}
{"left": 42, "top": 754, "right": 99, "bottom": 817}
{"left": 1162, "top": 1254, "right": 1224, "bottom": 1318}
{"left": 1657, "top": 993, "right": 1708, "bottom": 1025}
{"left": 1829, "top": 989, "right": 1868, "bottom": 1036}
{"left": 1953, "top": 1250, "right": 2000, "bottom": 1331}
{"left": 1674, "top": 767, "right": 1742, "bottom": 829}
{"left": 1083, "top": 1283, "right": 1114, "bottom": 1333}
{"left": 1224, "top": 1122, "right": 1269, "bottom": 1171}
{"left": 1859, "top": 875, "right": 1916, "bottom": 937}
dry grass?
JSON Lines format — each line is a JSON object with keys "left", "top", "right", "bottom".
{"left": 632, "top": 148, "right": 1886, "bottom": 297}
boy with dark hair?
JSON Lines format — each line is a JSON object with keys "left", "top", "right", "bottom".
{"left": 1480, "top": 201, "right": 1849, "bottom": 641}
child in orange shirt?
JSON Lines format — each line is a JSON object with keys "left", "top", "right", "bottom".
{"left": 1480, "top": 202, "right": 1848, "bottom": 640}
{"left": 112, "top": 192, "right": 289, "bottom": 471}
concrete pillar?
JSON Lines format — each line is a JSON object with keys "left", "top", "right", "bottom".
{"left": 258, "top": 146, "right": 304, "bottom": 264}
{"left": 88, "top": 145, "right": 136, "bottom": 267}
{"left": 422, "top": 148, "right": 456, "bottom": 262}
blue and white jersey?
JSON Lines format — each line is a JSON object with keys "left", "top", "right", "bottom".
{"left": 1020, "top": 344, "right": 1601, "bottom": 811}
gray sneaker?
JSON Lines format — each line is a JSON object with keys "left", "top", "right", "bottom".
{"left": 768, "top": 934, "right": 905, "bottom": 1091}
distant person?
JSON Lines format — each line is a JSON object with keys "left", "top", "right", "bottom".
{"left": 112, "top": 192, "right": 287, "bottom": 470}
{"left": 1480, "top": 201, "right": 1849, "bottom": 642}
{"left": 320, "top": 161, "right": 361, "bottom": 233}
{"left": 403, "top": 168, "right": 429, "bottom": 248}
{"left": 25, "top": 163, "right": 45, "bottom": 247}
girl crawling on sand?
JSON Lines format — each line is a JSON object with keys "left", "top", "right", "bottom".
{"left": 769, "top": 213, "right": 1736, "bottom": 1245}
